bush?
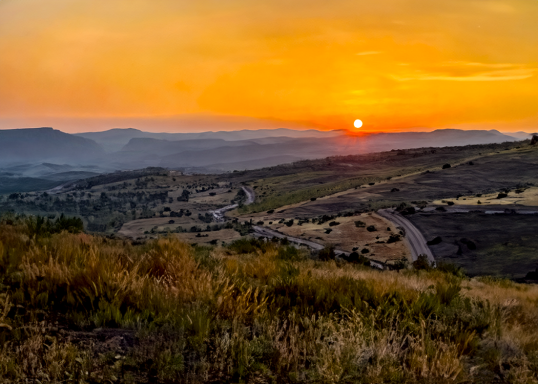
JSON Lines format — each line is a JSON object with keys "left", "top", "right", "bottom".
{"left": 366, "top": 225, "right": 377, "bottom": 232}
{"left": 460, "top": 238, "right": 477, "bottom": 250}
{"left": 497, "top": 193, "right": 508, "bottom": 199}
{"left": 387, "top": 234, "right": 402, "bottom": 243}
{"left": 228, "top": 238, "right": 267, "bottom": 254}
{"left": 437, "top": 261, "right": 465, "bottom": 277}
{"left": 347, "top": 251, "right": 370, "bottom": 266}
{"left": 412, "top": 254, "right": 432, "bottom": 270}
{"left": 318, "top": 245, "right": 335, "bottom": 261}
{"left": 427, "top": 236, "right": 442, "bottom": 246}
{"left": 277, "top": 245, "right": 306, "bottom": 261}
{"left": 328, "top": 221, "right": 340, "bottom": 226}
{"left": 442, "top": 163, "right": 451, "bottom": 169}
{"left": 354, "top": 220, "right": 366, "bottom": 227}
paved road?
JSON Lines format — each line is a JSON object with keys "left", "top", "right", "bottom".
{"left": 252, "top": 225, "right": 385, "bottom": 270}
{"left": 377, "top": 208, "right": 435, "bottom": 264}
{"left": 211, "top": 186, "right": 255, "bottom": 222}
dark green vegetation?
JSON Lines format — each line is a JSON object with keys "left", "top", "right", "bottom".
{"left": 230, "top": 140, "right": 529, "bottom": 214}
{"left": 2, "top": 218, "right": 538, "bottom": 383}
{"left": 409, "top": 211, "right": 538, "bottom": 278}
{"left": 0, "top": 169, "right": 240, "bottom": 235}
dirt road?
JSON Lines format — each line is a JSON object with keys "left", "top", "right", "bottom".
{"left": 377, "top": 208, "right": 435, "bottom": 264}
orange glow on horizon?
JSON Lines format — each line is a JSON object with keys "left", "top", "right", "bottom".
{"left": 0, "top": 0, "right": 537, "bottom": 133}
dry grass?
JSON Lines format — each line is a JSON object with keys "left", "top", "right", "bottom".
{"left": 1, "top": 218, "right": 538, "bottom": 383}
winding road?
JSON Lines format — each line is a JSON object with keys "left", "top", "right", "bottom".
{"left": 377, "top": 208, "right": 435, "bottom": 264}
{"left": 211, "top": 186, "right": 256, "bottom": 222}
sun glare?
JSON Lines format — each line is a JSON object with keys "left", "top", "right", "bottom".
{"left": 354, "top": 119, "right": 363, "bottom": 129}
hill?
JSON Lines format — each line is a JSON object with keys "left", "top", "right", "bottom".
{"left": 1, "top": 217, "right": 538, "bottom": 382}
{"left": 0, "top": 128, "right": 104, "bottom": 165}
{"left": 76, "top": 127, "right": 343, "bottom": 152}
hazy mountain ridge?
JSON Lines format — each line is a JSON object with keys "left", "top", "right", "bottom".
{"left": 76, "top": 127, "right": 344, "bottom": 152}
{"left": 0, "top": 127, "right": 524, "bottom": 193}
{"left": 0, "top": 128, "right": 104, "bottom": 164}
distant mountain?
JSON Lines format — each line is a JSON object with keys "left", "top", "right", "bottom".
{"left": 0, "top": 127, "right": 521, "bottom": 192}
{"left": 501, "top": 131, "right": 533, "bottom": 140}
{"left": 121, "top": 137, "right": 259, "bottom": 156}
{"left": 356, "top": 129, "right": 518, "bottom": 150}
{"left": 157, "top": 129, "right": 517, "bottom": 170}
{"left": 76, "top": 128, "right": 343, "bottom": 152}
{"left": 0, "top": 128, "right": 104, "bottom": 165}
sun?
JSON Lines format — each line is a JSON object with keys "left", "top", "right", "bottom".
{"left": 353, "top": 119, "right": 363, "bottom": 129}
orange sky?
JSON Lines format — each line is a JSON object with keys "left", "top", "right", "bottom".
{"left": 0, "top": 0, "right": 537, "bottom": 133}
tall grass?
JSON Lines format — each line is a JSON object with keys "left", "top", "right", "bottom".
{"left": 1, "top": 218, "right": 538, "bottom": 383}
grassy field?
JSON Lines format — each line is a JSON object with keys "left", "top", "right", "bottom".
{"left": 238, "top": 212, "right": 411, "bottom": 264}
{"left": 229, "top": 141, "right": 528, "bottom": 214}
{"left": 2, "top": 217, "right": 538, "bottom": 383}
{"left": 408, "top": 211, "right": 538, "bottom": 279}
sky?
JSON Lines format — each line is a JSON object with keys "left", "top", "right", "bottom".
{"left": 0, "top": 0, "right": 537, "bottom": 133}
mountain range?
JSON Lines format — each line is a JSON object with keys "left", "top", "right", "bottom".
{"left": 0, "top": 126, "right": 525, "bottom": 193}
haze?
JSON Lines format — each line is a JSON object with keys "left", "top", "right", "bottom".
{"left": 1, "top": 0, "right": 537, "bottom": 133}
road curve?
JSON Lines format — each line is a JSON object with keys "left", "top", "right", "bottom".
{"left": 377, "top": 209, "right": 435, "bottom": 264}
{"left": 211, "top": 186, "right": 255, "bottom": 222}
{"left": 242, "top": 186, "right": 256, "bottom": 205}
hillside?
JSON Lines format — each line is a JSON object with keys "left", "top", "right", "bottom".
{"left": 1, "top": 217, "right": 538, "bottom": 383}
{"left": 0, "top": 128, "right": 103, "bottom": 164}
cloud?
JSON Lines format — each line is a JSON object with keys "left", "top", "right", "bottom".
{"left": 393, "top": 62, "right": 536, "bottom": 82}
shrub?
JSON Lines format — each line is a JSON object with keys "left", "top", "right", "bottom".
{"left": 387, "top": 234, "right": 402, "bottom": 243}
{"left": 354, "top": 220, "right": 366, "bottom": 227}
{"left": 412, "top": 254, "right": 432, "bottom": 270}
{"left": 427, "top": 236, "right": 442, "bottom": 246}
{"left": 460, "top": 238, "right": 477, "bottom": 250}
{"left": 328, "top": 221, "right": 340, "bottom": 227}
{"left": 442, "top": 163, "right": 451, "bottom": 169}
{"left": 366, "top": 225, "right": 377, "bottom": 232}
{"left": 497, "top": 193, "right": 508, "bottom": 199}
{"left": 318, "top": 245, "right": 335, "bottom": 261}
{"left": 347, "top": 251, "right": 370, "bottom": 266}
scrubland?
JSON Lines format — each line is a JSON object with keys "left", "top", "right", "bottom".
{"left": 1, "top": 217, "right": 538, "bottom": 383}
